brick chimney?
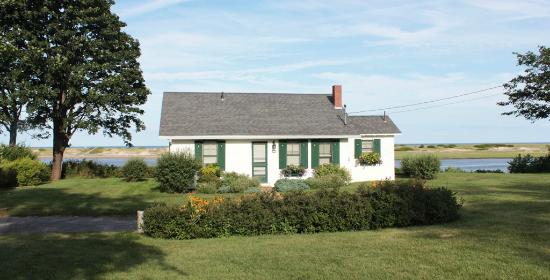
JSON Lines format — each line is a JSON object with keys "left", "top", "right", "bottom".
{"left": 332, "top": 85, "right": 342, "bottom": 109}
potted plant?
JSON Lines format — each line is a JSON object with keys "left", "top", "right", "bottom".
{"left": 281, "top": 165, "right": 306, "bottom": 177}
{"left": 358, "top": 152, "right": 382, "bottom": 166}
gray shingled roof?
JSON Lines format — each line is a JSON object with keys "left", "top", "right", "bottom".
{"left": 159, "top": 92, "right": 401, "bottom": 137}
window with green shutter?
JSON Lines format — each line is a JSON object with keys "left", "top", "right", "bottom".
{"left": 217, "top": 141, "right": 225, "bottom": 170}
{"left": 299, "top": 140, "right": 308, "bottom": 168}
{"left": 312, "top": 140, "right": 339, "bottom": 167}
{"left": 279, "top": 140, "right": 287, "bottom": 169}
{"left": 194, "top": 141, "right": 203, "bottom": 162}
{"left": 373, "top": 139, "right": 381, "bottom": 155}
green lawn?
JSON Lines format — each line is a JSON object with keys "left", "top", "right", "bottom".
{"left": 0, "top": 173, "right": 549, "bottom": 279}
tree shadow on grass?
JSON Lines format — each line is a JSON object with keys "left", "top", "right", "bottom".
{"left": 0, "top": 233, "right": 187, "bottom": 279}
{"left": 0, "top": 187, "right": 155, "bottom": 216}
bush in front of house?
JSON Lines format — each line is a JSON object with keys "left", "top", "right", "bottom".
{"left": 218, "top": 172, "right": 260, "bottom": 193}
{"left": 281, "top": 165, "right": 306, "bottom": 177}
{"left": 304, "top": 174, "right": 347, "bottom": 189}
{"left": 508, "top": 153, "right": 550, "bottom": 173}
{"left": 0, "top": 158, "right": 50, "bottom": 186}
{"left": 400, "top": 154, "right": 441, "bottom": 180}
{"left": 155, "top": 152, "right": 201, "bottom": 193}
{"left": 0, "top": 144, "right": 37, "bottom": 161}
{"left": 313, "top": 164, "right": 351, "bottom": 184}
{"left": 143, "top": 184, "right": 462, "bottom": 239}
{"left": 121, "top": 158, "right": 148, "bottom": 182}
{"left": 0, "top": 167, "right": 18, "bottom": 188}
{"left": 274, "top": 178, "right": 310, "bottom": 192}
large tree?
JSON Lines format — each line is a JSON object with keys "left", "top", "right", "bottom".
{"left": 0, "top": 4, "right": 39, "bottom": 146}
{"left": 499, "top": 46, "right": 550, "bottom": 121}
{"left": 7, "top": 0, "right": 151, "bottom": 180}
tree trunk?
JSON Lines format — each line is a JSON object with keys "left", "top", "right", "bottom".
{"left": 8, "top": 121, "right": 17, "bottom": 146}
{"left": 50, "top": 121, "right": 67, "bottom": 181}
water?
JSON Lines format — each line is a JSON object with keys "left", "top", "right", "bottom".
{"left": 41, "top": 157, "right": 511, "bottom": 172}
{"left": 396, "top": 158, "right": 511, "bottom": 172}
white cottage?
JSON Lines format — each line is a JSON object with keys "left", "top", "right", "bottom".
{"left": 159, "top": 85, "right": 401, "bottom": 185}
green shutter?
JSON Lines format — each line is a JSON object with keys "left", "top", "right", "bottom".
{"left": 217, "top": 141, "right": 225, "bottom": 170}
{"left": 373, "top": 139, "right": 381, "bottom": 155}
{"left": 354, "top": 139, "right": 362, "bottom": 159}
{"left": 311, "top": 141, "right": 320, "bottom": 168}
{"left": 331, "top": 140, "right": 340, "bottom": 165}
{"left": 194, "top": 141, "right": 203, "bottom": 163}
{"left": 300, "top": 140, "right": 308, "bottom": 168}
{"left": 279, "top": 140, "right": 287, "bottom": 169}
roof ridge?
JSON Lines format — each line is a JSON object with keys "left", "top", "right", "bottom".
{"left": 163, "top": 92, "right": 330, "bottom": 96}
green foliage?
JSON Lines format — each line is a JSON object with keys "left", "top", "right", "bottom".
{"left": 418, "top": 144, "right": 425, "bottom": 148}
{"left": 498, "top": 46, "right": 550, "bottom": 121}
{"left": 358, "top": 152, "right": 382, "bottom": 165}
{"left": 143, "top": 185, "right": 461, "bottom": 239}
{"left": 218, "top": 172, "right": 260, "bottom": 193}
{"left": 394, "top": 146, "right": 414, "bottom": 151}
{"left": 121, "top": 158, "right": 148, "bottom": 182}
{"left": 60, "top": 160, "right": 120, "bottom": 179}
{"left": 426, "top": 145, "right": 436, "bottom": 148}
{"left": 199, "top": 164, "right": 221, "bottom": 182}
{"left": 0, "top": 158, "right": 50, "bottom": 186}
{"left": 0, "top": 144, "right": 36, "bottom": 161}
{"left": 473, "top": 144, "right": 514, "bottom": 150}
{"left": 474, "top": 169, "right": 504, "bottom": 173}
{"left": 305, "top": 175, "right": 347, "bottom": 189}
{"left": 196, "top": 181, "right": 219, "bottom": 194}
{"left": 313, "top": 164, "right": 351, "bottom": 185}
{"left": 401, "top": 154, "right": 441, "bottom": 180}
{"left": 281, "top": 165, "right": 306, "bottom": 177}
{"left": 155, "top": 153, "right": 201, "bottom": 193}
{"left": 444, "top": 167, "right": 466, "bottom": 173}
{"left": 508, "top": 153, "right": 550, "bottom": 173}
{"left": 0, "top": 167, "right": 17, "bottom": 188}
{"left": 274, "top": 179, "right": 310, "bottom": 192}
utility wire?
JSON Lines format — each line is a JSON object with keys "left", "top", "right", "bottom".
{"left": 348, "top": 85, "right": 503, "bottom": 114}
{"left": 388, "top": 92, "right": 502, "bottom": 114}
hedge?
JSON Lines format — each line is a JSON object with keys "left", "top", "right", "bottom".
{"left": 143, "top": 183, "right": 461, "bottom": 239}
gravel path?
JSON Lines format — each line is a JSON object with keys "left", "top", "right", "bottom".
{"left": 0, "top": 216, "right": 136, "bottom": 234}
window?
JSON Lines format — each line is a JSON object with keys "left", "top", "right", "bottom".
{"left": 202, "top": 142, "right": 217, "bottom": 165}
{"left": 319, "top": 143, "right": 332, "bottom": 164}
{"left": 362, "top": 139, "right": 373, "bottom": 153}
{"left": 286, "top": 142, "right": 300, "bottom": 166}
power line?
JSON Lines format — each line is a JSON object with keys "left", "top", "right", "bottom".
{"left": 348, "top": 85, "right": 503, "bottom": 114}
{"left": 388, "top": 92, "right": 502, "bottom": 114}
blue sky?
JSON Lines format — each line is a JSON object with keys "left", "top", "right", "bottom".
{"left": 4, "top": 0, "right": 550, "bottom": 146}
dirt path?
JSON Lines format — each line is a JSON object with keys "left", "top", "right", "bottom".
{"left": 0, "top": 216, "right": 136, "bottom": 234}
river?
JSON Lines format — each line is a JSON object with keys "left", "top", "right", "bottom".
{"left": 40, "top": 157, "right": 512, "bottom": 172}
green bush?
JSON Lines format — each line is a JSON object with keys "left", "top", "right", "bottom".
{"left": 474, "top": 169, "right": 504, "bottom": 173}
{"left": 443, "top": 167, "right": 466, "bottom": 173}
{"left": 121, "top": 158, "right": 148, "bottom": 182}
{"left": 0, "top": 144, "right": 37, "bottom": 161}
{"left": 197, "top": 181, "right": 219, "bottom": 194}
{"left": 508, "top": 153, "right": 550, "bottom": 173}
{"left": 400, "top": 154, "right": 441, "bottom": 180}
{"left": 0, "top": 158, "right": 50, "bottom": 186}
{"left": 394, "top": 146, "right": 414, "bottom": 151}
{"left": 199, "top": 164, "right": 221, "bottom": 182}
{"left": 143, "top": 184, "right": 461, "bottom": 239}
{"left": 0, "top": 167, "right": 17, "bottom": 188}
{"left": 281, "top": 165, "right": 306, "bottom": 177}
{"left": 358, "top": 152, "right": 382, "bottom": 165}
{"left": 60, "top": 159, "right": 120, "bottom": 178}
{"left": 314, "top": 164, "right": 351, "bottom": 184}
{"left": 274, "top": 178, "right": 310, "bottom": 192}
{"left": 218, "top": 172, "right": 260, "bottom": 193}
{"left": 426, "top": 145, "right": 436, "bottom": 148}
{"left": 155, "top": 152, "right": 201, "bottom": 193}
{"left": 305, "top": 174, "right": 347, "bottom": 189}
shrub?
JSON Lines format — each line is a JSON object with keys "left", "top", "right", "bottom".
{"left": 0, "top": 167, "right": 17, "bottom": 188}
{"left": 444, "top": 167, "right": 466, "bottom": 173}
{"left": 281, "top": 165, "right": 306, "bottom": 177}
{"left": 199, "top": 164, "right": 221, "bottom": 183}
{"left": 426, "top": 145, "right": 436, "bottom": 148}
{"left": 218, "top": 172, "right": 260, "bottom": 193}
{"left": 197, "top": 181, "right": 219, "bottom": 194}
{"left": 0, "top": 144, "right": 37, "bottom": 161}
{"left": 155, "top": 152, "right": 201, "bottom": 193}
{"left": 418, "top": 144, "right": 425, "bottom": 148}
{"left": 143, "top": 185, "right": 461, "bottom": 240}
{"left": 121, "top": 158, "right": 148, "bottom": 182}
{"left": 60, "top": 159, "right": 120, "bottom": 178}
{"left": 474, "top": 169, "right": 504, "bottom": 173}
{"left": 305, "top": 174, "right": 347, "bottom": 189}
{"left": 314, "top": 164, "right": 351, "bottom": 185}
{"left": 358, "top": 152, "right": 382, "bottom": 165}
{"left": 394, "top": 146, "right": 414, "bottom": 151}
{"left": 508, "top": 153, "right": 550, "bottom": 173}
{"left": 0, "top": 158, "right": 50, "bottom": 186}
{"left": 400, "top": 154, "right": 441, "bottom": 180}
{"left": 274, "top": 178, "right": 310, "bottom": 192}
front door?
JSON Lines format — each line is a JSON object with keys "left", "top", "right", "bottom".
{"left": 252, "top": 142, "right": 268, "bottom": 183}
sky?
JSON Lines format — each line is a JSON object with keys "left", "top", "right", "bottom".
{"left": 3, "top": 0, "right": 550, "bottom": 147}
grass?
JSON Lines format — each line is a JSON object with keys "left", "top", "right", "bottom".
{"left": 0, "top": 173, "right": 549, "bottom": 279}
{"left": 396, "top": 143, "right": 549, "bottom": 159}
